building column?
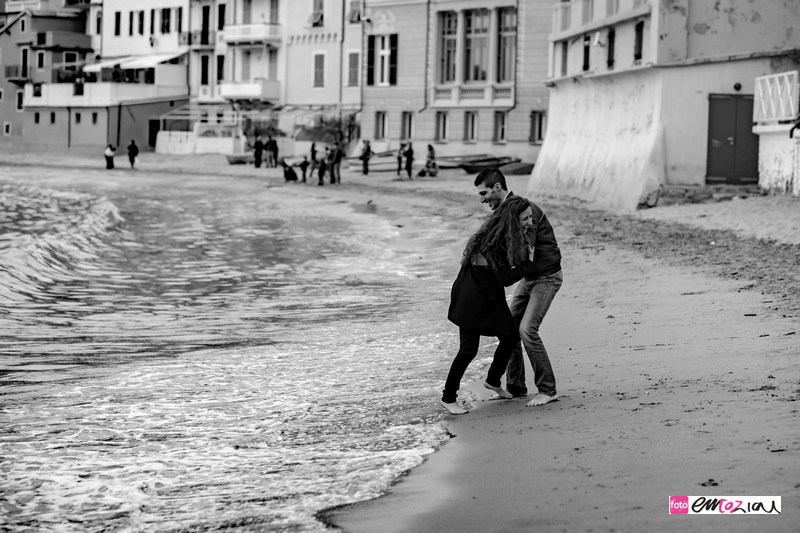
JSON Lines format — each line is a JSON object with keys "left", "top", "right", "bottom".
{"left": 454, "top": 10, "right": 466, "bottom": 85}
{"left": 487, "top": 8, "right": 498, "bottom": 85}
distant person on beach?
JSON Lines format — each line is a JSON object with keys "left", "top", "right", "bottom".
{"left": 404, "top": 143, "right": 414, "bottom": 180}
{"left": 396, "top": 143, "right": 406, "bottom": 176}
{"left": 282, "top": 160, "right": 298, "bottom": 183}
{"left": 253, "top": 135, "right": 265, "bottom": 168}
{"left": 474, "top": 168, "right": 563, "bottom": 407}
{"left": 332, "top": 143, "right": 343, "bottom": 184}
{"left": 424, "top": 144, "right": 438, "bottom": 177}
{"left": 318, "top": 148, "right": 328, "bottom": 186}
{"left": 104, "top": 144, "right": 116, "bottom": 169}
{"left": 310, "top": 143, "right": 318, "bottom": 179}
{"left": 327, "top": 145, "right": 336, "bottom": 185}
{"left": 127, "top": 139, "right": 139, "bottom": 169}
{"left": 265, "top": 136, "right": 278, "bottom": 168}
{"left": 359, "top": 140, "right": 372, "bottom": 175}
{"left": 299, "top": 156, "right": 310, "bottom": 183}
{"left": 442, "top": 196, "right": 538, "bottom": 415}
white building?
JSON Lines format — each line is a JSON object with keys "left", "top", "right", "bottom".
{"left": 531, "top": 0, "right": 800, "bottom": 210}
{"left": 20, "top": 0, "right": 190, "bottom": 151}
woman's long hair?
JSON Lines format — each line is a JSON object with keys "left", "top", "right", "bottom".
{"left": 462, "top": 196, "right": 531, "bottom": 270}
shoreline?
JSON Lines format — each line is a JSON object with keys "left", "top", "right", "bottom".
{"left": 3, "top": 148, "right": 799, "bottom": 531}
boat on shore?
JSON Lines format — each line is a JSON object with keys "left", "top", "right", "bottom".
{"left": 460, "top": 156, "right": 521, "bottom": 174}
{"left": 225, "top": 153, "right": 255, "bottom": 165}
{"left": 499, "top": 161, "right": 534, "bottom": 175}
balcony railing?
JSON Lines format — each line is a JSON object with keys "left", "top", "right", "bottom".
{"left": 219, "top": 79, "right": 280, "bottom": 101}
{"left": 6, "top": 0, "right": 42, "bottom": 11}
{"left": 431, "top": 83, "right": 514, "bottom": 107}
{"left": 552, "top": 0, "right": 650, "bottom": 35}
{"left": 24, "top": 81, "right": 188, "bottom": 108}
{"left": 221, "top": 23, "right": 281, "bottom": 45}
{"left": 754, "top": 71, "right": 799, "bottom": 124}
{"left": 179, "top": 30, "right": 217, "bottom": 47}
{"left": 5, "top": 65, "right": 30, "bottom": 80}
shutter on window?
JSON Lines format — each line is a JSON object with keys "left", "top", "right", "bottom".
{"left": 366, "top": 35, "right": 375, "bottom": 86}
{"left": 389, "top": 34, "right": 398, "bottom": 86}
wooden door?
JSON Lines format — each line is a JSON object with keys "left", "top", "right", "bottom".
{"left": 706, "top": 94, "right": 759, "bottom": 185}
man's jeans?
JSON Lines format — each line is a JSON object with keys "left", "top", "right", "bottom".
{"left": 505, "top": 271, "right": 563, "bottom": 397}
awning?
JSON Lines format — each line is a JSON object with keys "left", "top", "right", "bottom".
{"left": 82, "top": 56, "right": 132, "bottom": 73}
{"left": 82, "top": 52, "right": 185, "bottom": 72}
{"left": 120, "top": 51, "right": 186, "bottom": 69}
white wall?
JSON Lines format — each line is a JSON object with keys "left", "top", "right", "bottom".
{"left": 756, "top": 127, "right": 800, "bottom": 196}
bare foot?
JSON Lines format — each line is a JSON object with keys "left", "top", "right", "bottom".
{"left": 526, "top": 393, "right": 559, "bottom": 407}
{"left": 440, "top": 400, "right": 469, "bottom": 415}
{"left": 483, "top": 381, "right": 513, "bottom": 399}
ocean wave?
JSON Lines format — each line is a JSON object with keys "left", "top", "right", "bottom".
{"left": 0, "top": 184, "right": 124, "bottom": 304}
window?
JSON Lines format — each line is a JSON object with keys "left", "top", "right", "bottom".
{"left": 560, "top": 41, "right": 568, "bottom": 77}
{"left": 438, "top": 12, "right": 457, "bottom": 83}
{"left": 92, "top": 112, "right": 98, "bottom": 125}
{"left": 32, "top": 83, "right": 42, "bottom": 97}
{"left": 34, "top": 112, "right": 40, "bottom": 124}
{"left": 607, "top": 28, "right": 615, "bottom": 69}
{"left": 347, "top": 0, "right": 361, "bottom": 23}
{"left": 634, "top": 20, "right": 644, "bottom": 62}
{"left": 435, "top": 111, "right": 449, "bottom": 141}
{"left": 36, "top": 51, "right": 45, "bottom": 69}
{"left": 530, "top": 111, "right": 546, "bottom": 144}
{"left": 606, "top": 0, "right": 619, "bottom": 16}
{"left": 0, "top": 89, "right": 3, "bottom": 101}
{"left": 177, "top": 7, "right": 183, "bottom": 32}
{"left": 582, "top": 34, "right": 590, "bottom": 71}
{"left": 16, "top": 91, "right": 23, "bottom": 111}
{"left": 464, "top": 9, "right": 489, "bottom": 82}
{"left": 139, "top": 11, "right": 145, "bottom": 35}
{"left": 20, "top": 18, "right": 26, "bottom": 32}
{"left": 200, "top": 55, "right": 210, "bottom": 85}
{"left": 150, "top": 10, "right": 155, "bottom": 34}
{"left": 217, "top": 4, "right": 225, "bottom": 31}
{"left": 347, "top": 52, "right": 359, "bottom": 87}
{"left": 114, "top": 11, "right": 121, "bottom": 36}
{"left": 75, "top": 112, "right": 81, "bottom": 124}
{"left": 493, "top": 112, "right": 506, "bottom": 142}
{"left": 216, "top": 55, "right": 225, "bottom": 82}
{"left": 313, "top": 53, "right": 325, "bottom": 87}
{"left": 50, "top": 112, "right": 55, "bottom": 124}
{"left": 270, "top": 0, "right": 279, "bottom": 23}
{"left": 375, "top": 111, "right": 387, "bottom": 140}
{"left": 3, "top": 123, "right": 10, "bottom": 136}
{"left": 401, "top": 111, "right": 414, "bottom": 139}
{"left": 310, "top": 0, "right": 324, "bottom": 27}
{"left": 161, "top": 8, "right": 171, "bottom": 33}
{"left": 367, "top": 35, "right": 397, "bottom": 86}
{"left": 129, "top": 11, "right": 134, "bottom": 35}
{"left": 464, "top": 111, "right": 478, "bottom": 141}
{"left": 96, "top": 12, "right": 102, "bottom": 35}
{"left": 497, "top": 7, "right": 516, "bottom": 83}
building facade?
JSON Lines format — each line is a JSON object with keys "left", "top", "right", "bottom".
{"left": 13, "top": 0, "right": 190, "bottom": 151}
{"left": 532, "top": 0, "right": 800, "bottom": 209}
{"left": 0, "top": 0, "right": 91, "bottom": 141}
{"left": 359, "top": 0, "right": 550, "bottom": 163}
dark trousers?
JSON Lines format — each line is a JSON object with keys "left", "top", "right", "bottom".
{"left": 105, "top": 156, "right": 114, "bottom": 169}
{"left": 362, "top": 159, "right": 369, "bottom": 175}
{"left": 442, "top": 327, "right": 517, "bottom": 403}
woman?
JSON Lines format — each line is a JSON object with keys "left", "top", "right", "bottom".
{"left": 425, "top": 144, "right": 438, "bottom": 177}
{"left": 442, "top": 196, "right": 536, "bottom": 415}
{"left": 104, "top": 144, "right": 116, "bottom": 169}
{"left": 404, "top": 143, "right": 414, "bottom": 180}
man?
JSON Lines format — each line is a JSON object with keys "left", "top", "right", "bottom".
{"left": 474, "top": 168, "right": 563, "bottom": 407}
{"left": 360, "top": 140, "right": 372, "bottom": 175}
{"left": 127, "top": 139, "right": 139, "bottom": 169}
{"left": 331, "top": 143, "right": 343, "bottom": 184}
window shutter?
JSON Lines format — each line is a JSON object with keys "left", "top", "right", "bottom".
{"left": 366, "top": 35, "right": 375, "bottom": 86}
{"left": 389, "top": 34, "right": 398, "bottom": 86}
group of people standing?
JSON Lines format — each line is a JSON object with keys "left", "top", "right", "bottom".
{"left": 104, "top": 140, "right": 139, "bottom": 170}
{"left": 252, "top": 135, "right": 280, "bottom": 169}
{"left": 396, "top": 143, "right": 438, "bottom": 180}
{"left": 295, "top": 142, "right": 344, "bottom": 185}
{"left": 442, "top": 168, "right": 563, "bottom": 415}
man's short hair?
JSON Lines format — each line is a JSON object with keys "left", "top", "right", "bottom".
{"left": 473, "top": 168, "right": 508, "bottom": 190}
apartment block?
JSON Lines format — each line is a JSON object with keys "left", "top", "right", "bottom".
{"left": 533, "top": 0, "right": 800, "bottom": 209}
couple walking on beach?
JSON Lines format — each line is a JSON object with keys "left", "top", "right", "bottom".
{"left": 441, "top": 169, "right": 563, "bottom": 415}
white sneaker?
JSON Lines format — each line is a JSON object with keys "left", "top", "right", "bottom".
{"left": 440, "top": 400, "right": 469, "bottom": 415}
{"left": 483, "top": 381, "right": 513, "bottom": 399}
{"left": 526, "top": 393, "right": 559, "bottom": 407}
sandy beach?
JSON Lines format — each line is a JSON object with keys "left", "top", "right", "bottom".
{"left": 2, "top": 146, "right": 799, "bottom": 531}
